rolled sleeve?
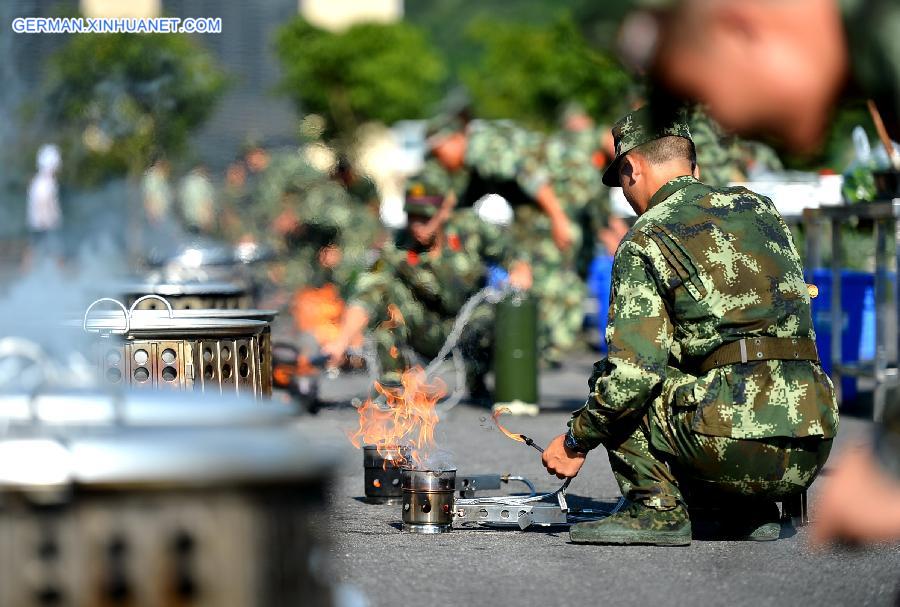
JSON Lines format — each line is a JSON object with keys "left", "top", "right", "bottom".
{"left": 569, "top": 240, "right": 673, "bottom": 448}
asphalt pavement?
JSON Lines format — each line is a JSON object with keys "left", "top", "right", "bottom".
{"left": 299, "top": 353, "right": 900, "bottom": 607}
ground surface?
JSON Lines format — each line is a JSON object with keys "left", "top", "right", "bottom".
{"left": 299, "top": 353, "right": 900, "bottom": 607}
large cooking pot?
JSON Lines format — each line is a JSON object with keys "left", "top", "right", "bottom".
{"left": 0, "top": 376, "right": 339, "bottom": 607}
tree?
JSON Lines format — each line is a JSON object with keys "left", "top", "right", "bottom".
{"left": 275, "top": 18, "right": 446, "bottom": 138}
{"left": 42, "top": 32, "right": 227, "bottom": 185}
{"left": 462, "top": 16, "right": 633, "bottom": 130}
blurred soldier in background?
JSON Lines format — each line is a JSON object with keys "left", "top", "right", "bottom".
{"left": 141, "top": 157, "right": 172, "bottom": 226}
{"left": 323, "top": 181, "right": 531, "bottom": 401}
{"left": 687, "top": 105, "right": 745, "bottom": 187}
{"left": 178, "top": 163, "right": 216, "bottom": 235}
{"left": 25, "top": 144, "right": 63, "bottom": 266}
{"left": 428, "top": 114, "right": 583, "bottom": 366}
{"left": 624, "top": 0, "right": 900, "bottom": 548}
{"left": 546, "top": 102, "right": 612, "bottom": 277}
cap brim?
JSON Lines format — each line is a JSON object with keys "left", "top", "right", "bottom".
{"left": 602, "top": 156, "right": 622, "bottom": 188}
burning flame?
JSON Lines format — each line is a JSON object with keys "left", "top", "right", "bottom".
{"left": 349, "top": 366, "right": 446, "bottom": 469}
{"left": 491, "top": 407, "right": 526, "bottom": 443}
{"left": 291, "top": 284, "right": 349, "bottom": 346}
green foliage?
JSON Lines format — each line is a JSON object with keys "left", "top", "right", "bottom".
{"left": 275, "top": 18, "right": 446, "bottom": 138}
{"left": 42, "top": 32, "right": 226, "bottom": 185}
{"left": 461, "top": 16, "right": 633, "bottom": 130}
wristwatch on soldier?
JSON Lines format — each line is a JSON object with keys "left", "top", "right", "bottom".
{"left": 564, "top": 428, "right": 590, "bottom": 454}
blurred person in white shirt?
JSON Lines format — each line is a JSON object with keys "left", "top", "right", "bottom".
{"left": 26, "top": 144, "right": 63, "bottom": 264}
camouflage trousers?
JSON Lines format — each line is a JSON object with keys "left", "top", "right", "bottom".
{"left": 605, "top": 392, "right": 833, "bottom": 510}
{"left": 367, "top": 284, "right": 495, "bottom": 384}
{"left": 512, "top": 206, "right": 586, "bottom": 363}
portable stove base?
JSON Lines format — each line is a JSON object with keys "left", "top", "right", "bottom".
{"left": 402, "top": 522, "right": 452, "bottom": 534}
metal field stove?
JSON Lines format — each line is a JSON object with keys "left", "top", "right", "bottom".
{"left": 399, "top": 434, "right": 624, "bottom": 532}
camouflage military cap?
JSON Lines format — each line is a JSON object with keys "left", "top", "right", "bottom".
{"left": 404, "top": 181, "right": 444, "bottom": 217}
{"left": 602, "top": 105, "right": 693, "bottom": 187}
{"left": 426, "top": 115, "right": 466, "bottom": 147}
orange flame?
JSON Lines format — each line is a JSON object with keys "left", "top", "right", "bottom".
{"left": 291, "top": 284, "right": 345, "bottom": 345}
{"left": 491, "top": 407, "right": 526, "bottom": 443}
{"left": 349, "top": 366, "right": 446, "bottom": 469}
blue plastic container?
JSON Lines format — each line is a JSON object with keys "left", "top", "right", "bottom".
{"left": 587, "top": 254, "right": 615, "bottom": 352}
{"left": 805, "top": 269, "right": 876, "bottom": 402}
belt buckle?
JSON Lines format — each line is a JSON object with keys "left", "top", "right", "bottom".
{"left": 739, "top": 338, "right": 748, "bottom": 364}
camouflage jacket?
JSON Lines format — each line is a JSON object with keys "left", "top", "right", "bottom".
{"left": 545, "top": 126, "right": 608, "bottom": 219}
{"left": 570, "top": 176, "right": 838, "bottom": 447}
{"left": 688, "top": 107, "right": 745, "bottom": 188}
{"left": 461, "top": 120, "right": 549, "bottom": 207}
{"left": 348, "top": 210, "right": 507, "bottom": 322}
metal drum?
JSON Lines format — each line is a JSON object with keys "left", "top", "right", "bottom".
{"left": 118, "top": 279, "right": 253, "bottom": 311}
{"left": 83, "top": 297, "right": 270, "bottom": 398}
{"left": 0, "top": 387, "right": 338, "bottom": 607}
{"left": 135, "top": 306, "right": 277, "bottom": 398}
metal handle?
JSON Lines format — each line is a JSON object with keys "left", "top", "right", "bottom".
{"left": 83, "top": 298, "right": 130, "bottom": 335}
{"left": 129, "top": 294, "right": 174, "bottom": 318}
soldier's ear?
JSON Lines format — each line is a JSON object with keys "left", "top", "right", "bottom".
{"left": 620, "top": 154, "right": 639, "bottom": 186}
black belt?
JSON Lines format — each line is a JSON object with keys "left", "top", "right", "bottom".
{"left": 698, "top": 337, "right": 819, "bottom": 374}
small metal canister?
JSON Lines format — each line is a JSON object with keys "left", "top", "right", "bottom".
{"left": 363, "top": 445, "right": 406, "bottom": 504}
{"left": 401, "top": 468, "right": 456, "bottom": 533}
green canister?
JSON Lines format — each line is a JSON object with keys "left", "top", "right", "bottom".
{"left": 493, "top": 291, "right": 539, "bottom": 407}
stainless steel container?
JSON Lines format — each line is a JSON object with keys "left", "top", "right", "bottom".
{"left": 0, "top": 386, "right": 339, "bottom": 607}
{"left": 118, "top": 278, "right": 252, "bottom": 311}
{"left": 401, "top": 468, "right": 456, "bottom": 533}
{"left": 134, "top": 306, "right": 277, "bottom": 397}
{"left": 363, "top": 445, "right": 407, "bottom": 505}
{"left": 83, "top": 298, "right": 270, "bottom": 398}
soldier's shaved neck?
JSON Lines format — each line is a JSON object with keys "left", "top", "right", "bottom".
{"left": 620, "top": 145, "right": 695, "bottom": 215}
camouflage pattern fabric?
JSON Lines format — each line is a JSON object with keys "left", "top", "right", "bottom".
{"left": 545, "top": 125, "right": 612, "bottom": 276}
{"left": 463, "top": 120, "right": 586, "bottom": 363}
{"left": 568, "top": 175, "right": 838, "bottom": 507}
{"left": 252, "top": 151, "right": 380, "bottom": 294}
{"left": 348, "top": 209, "right": 507, "bottom": 381}
{"left": 688, "top": 106, "right": 746, "bottom": 187}
{"left": 607, "top": 386, "right": 834, "bottom": 509}
{"left": 510, "top": 205, "right": 585, "bottom": 361}
{"left": 464, "top": 120, "right": 549, "bottom": 199}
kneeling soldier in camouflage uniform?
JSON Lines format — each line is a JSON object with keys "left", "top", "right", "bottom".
{"left": 541, "top": 106, "right": 838, "bottom": 546}
{"left": 322, "top": 182, "right": 531, "bottom": 398}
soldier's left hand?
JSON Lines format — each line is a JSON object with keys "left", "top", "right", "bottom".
{"left": 542, "top": 434, "right": 586, "bottom": 479}
{"left": 508, "top": 261, "right": 533, "bottom": 290}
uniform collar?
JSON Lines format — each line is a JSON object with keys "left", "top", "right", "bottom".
{"left": 647, "top": 175, "right": 699, "bottom": 210}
